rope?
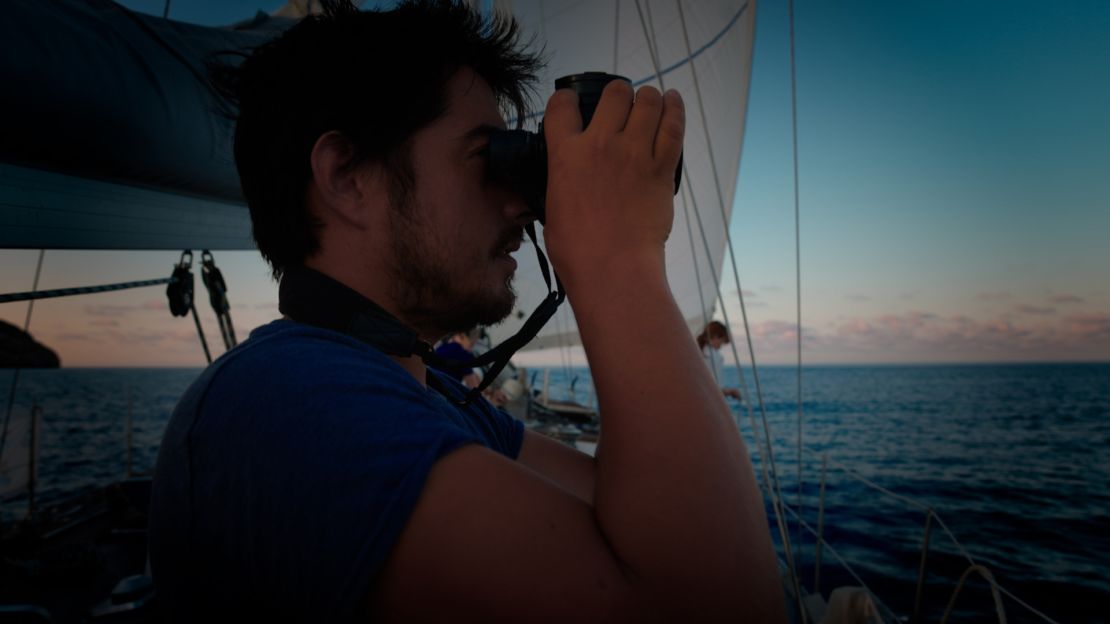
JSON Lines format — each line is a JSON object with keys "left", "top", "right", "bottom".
{"left": 939, "top": 564, "right": 1007, "bottom": 624}
{"left": 0, "top": 277, "right": 176, "bottom": 304}
{"left": 0, "top": 250, "right": 45, "bottom": 465}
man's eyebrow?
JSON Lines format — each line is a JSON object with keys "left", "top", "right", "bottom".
{"left": 459, "top": 124, "right": 500, "bottom": 143}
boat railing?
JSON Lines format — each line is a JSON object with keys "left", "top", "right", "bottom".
{"left": 776, "top": 446, "right": 1060, "bottom": 624}
{"left": 778, "top": 499, "right": 903, "bottom": 623}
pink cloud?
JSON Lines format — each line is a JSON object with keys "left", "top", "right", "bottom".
{"left": 1062, "top": 314, "right": 1110, "bottom": 339}
{"left": 1014, "top": 305, "right": 1056, "bottom": 315}
{"left": 748, "top": 309, "right": 1110, "bottom": 362}
{"left": 55, "top": 332, "right": 103, "bottom": 343}
{"left": 975, "top": 292, "right": 1011, "bottom": 302}
{"left": 752, "top": 320, "right": 798, "bottom": 340}
{"left": 1049, "top": 294, "right": 1084, "bottom": 305}
{"left": 83, "top": 299, "right": 170, "bottom": 317}
{"left": 88, "top": 319, "right": 120, "bottom": 328}
{"left": 83, "top": 303, "right": 137, "bottom": 317}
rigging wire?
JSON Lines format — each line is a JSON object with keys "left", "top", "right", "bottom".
{"left": 636, "top": 0, "right": 707, "bottom": 338}
{"left": 679, "top": 190, "right": 712, "bottom": 345}
{"left": 0, "top": 250, "right": 45, "bottom": 465}
{"left": 680, "top": 181, "right": 770, "bottom": 495}
{"left": 636, "top": 1, "right": 805, "bottom": 616}
{"left": 612, "top": 0, "right": 621, "bottom": 75}
{"left": 788, "top": 0, "right": 807, "bottom": 582}
{"left": 665, "top": 0, "right": 805, "bottom": 604}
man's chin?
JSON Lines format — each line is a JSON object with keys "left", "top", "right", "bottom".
{"left": 474, "top": 290, "right": 516, "bottom": 327}
{"left": 435, "top": 287, "right": 515, "bottom": 336}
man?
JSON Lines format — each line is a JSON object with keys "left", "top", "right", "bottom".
{"left": 149, "top": 1, "right": 785, "bottom": 621}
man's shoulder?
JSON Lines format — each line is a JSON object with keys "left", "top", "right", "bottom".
{"left": 212, "top": 319, "right": 417, "bottom": 390}
{"left": 169, "top": 320, "right": 437, "bottom": 440}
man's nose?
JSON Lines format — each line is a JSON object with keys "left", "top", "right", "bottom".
{"left": 502, "top": 190, "right": 536, "bottom": 225}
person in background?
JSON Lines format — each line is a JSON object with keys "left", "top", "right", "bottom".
{"left": 433, "top": 327, "right": 482, "bottom": 388}
{"left": 698, "top": 320, "right": 743, "bottom": 399}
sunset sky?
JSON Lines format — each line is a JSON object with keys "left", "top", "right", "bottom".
{"left": 1, "top": 0, "right": 1107, "bottom": 367}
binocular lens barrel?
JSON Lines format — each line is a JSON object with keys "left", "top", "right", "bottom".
{"left": 487, "top": 72, "right": 682, "bottom": 224}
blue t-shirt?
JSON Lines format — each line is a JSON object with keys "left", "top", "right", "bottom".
{"left": 149, "top": 320, "right": 524, "bottom": 621}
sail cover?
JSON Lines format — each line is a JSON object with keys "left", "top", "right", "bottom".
{"left": 483, "top": 0, "right": 756, "bottom": 351}
{"left": 0, "top": 0, "right": 290, "bottom": 250}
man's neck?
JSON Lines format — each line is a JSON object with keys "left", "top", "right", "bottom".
{"left": 281, "top": 262, "right": 437, "bottom": 384}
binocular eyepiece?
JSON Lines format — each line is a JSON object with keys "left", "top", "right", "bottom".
{"left": 487, "top": 72, "right": 682, "bottom": 224}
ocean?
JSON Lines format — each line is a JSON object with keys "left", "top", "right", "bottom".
{"left": 1, "top": 363, "right": 1107, "bottom": 623}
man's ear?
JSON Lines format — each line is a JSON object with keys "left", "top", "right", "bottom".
{"left": 308, "top": 130, "right": 382, "bottom": 228}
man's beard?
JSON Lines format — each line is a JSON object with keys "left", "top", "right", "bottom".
{"left": 385, "top": 195, "right": 516, "bottom": 338}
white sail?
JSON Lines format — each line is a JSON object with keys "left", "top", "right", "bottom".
{"left": 485, "top": 0, "right": 756, "bottom": 351}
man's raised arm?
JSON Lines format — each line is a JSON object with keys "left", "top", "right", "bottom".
{"left": 369, "top": 82, "right": 785, "bottom": 622}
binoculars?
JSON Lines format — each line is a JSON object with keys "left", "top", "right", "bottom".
{"left": 487, "top": 72, "right": 683, "bottom": 224}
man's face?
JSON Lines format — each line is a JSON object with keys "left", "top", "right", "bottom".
{"left": 385, "top": 68, "right": 529, "bottom": 338}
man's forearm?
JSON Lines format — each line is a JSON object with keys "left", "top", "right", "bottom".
{"left": 568, "top": 258, "right": 783, "bottom": 618}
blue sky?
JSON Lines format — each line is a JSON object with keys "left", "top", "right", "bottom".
{"left": 1, "top": 0, "right": 1108, "bottom": 366}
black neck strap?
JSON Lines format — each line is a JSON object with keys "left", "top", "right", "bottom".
{"left": 278, "top": 224, "right": 564, "bottom": 405}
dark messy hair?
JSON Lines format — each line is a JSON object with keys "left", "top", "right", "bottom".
{"left": 210, "top": 0, "right": 542, "bottom": 279}
{"left": 696, "top": 320, "right": 731, "bottom": 350}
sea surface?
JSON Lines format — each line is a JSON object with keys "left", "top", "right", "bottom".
{"left": 1, "top": 363, "right": 1107, "bottom": 623}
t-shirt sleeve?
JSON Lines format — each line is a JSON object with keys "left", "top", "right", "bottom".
{"left": 180, "top": 342, "right": 498, "bottom": 619}
{"left": 485, "top": 400, "right": 525, "bottom": 459}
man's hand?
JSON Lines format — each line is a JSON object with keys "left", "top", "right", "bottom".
{"left": 462, "top": 372, "right": 481, "bottom": 389}
{"left": 541, "top": 80, "right": 685, "bottom": 284}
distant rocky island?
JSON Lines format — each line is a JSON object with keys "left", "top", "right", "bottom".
{"left": 0, "top": 320, "right": 60, "bottom": 368}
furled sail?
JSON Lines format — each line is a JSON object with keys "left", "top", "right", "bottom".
{"left": 0, "top": 0, "right": 288, "bottom": 250}
{"left": 484, "top": 0, "right": 756, "bottom": 351}
{"left": 1, "top": 0, "right": 754, "bottom": 354}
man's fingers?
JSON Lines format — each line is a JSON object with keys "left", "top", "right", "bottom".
{"left": 586, "top": 79, "right": 634, "bottom": 136}
{"left": 543, "top": 89, "right": 582, "bottom": 150}
{"left": 654, "top": 89, "right": 685, "bottom": 168}
{"left": 624, "top": 86, "right": 664, "bottom": 148}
